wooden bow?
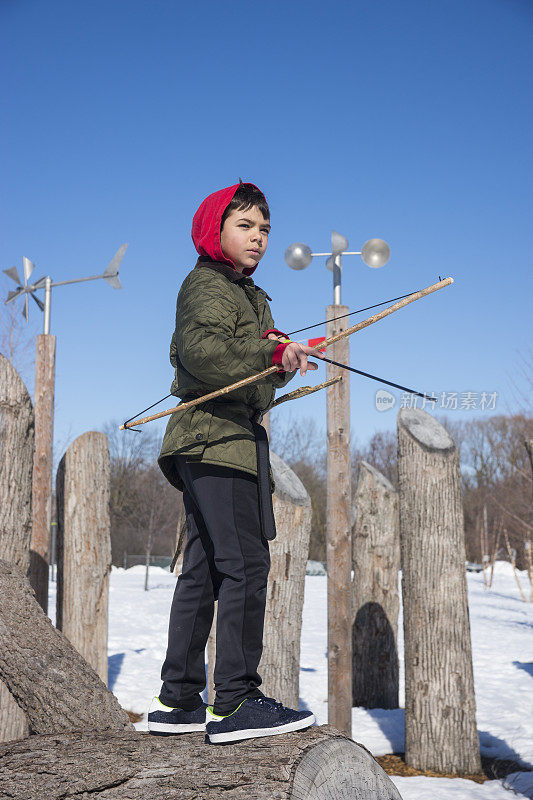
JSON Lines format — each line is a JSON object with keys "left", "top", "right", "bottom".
{"left": 119, "top": 276, "right": 453, "bottom": 430}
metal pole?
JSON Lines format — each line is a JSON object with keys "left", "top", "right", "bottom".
{"left": 326, "top": 303, "right": 352, "bottom": 738}
{"left": 43, "top": 276, "right": 52, "bottom": 335}
{"left": 333, "top": 255, "right": 342, "bottom": 306}
{"left": 51, "top": 274, "right": 105, "bottom": 287}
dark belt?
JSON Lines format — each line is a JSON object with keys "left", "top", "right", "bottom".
{"left": 179, "top": 395, "right": 277, "bottom": 542}
{"left": 250, "top": 410, "right": 277, "bottom": 541}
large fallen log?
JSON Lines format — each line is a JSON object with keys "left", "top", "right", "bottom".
{"left": 0, "top": 562, "right": 404, "bottom": 799}
{"left": 0, "top": 559, "right": 131, "bottom": 734}
{"left": 0, "top": 726, "right": 403, "bottom": 799}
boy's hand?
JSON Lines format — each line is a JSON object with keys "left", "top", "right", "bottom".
{"left": 282, "top": 342, "right": 324, "bottom": 376}
{"left": 267, "top": 334, "right": 324, "bottom": 376}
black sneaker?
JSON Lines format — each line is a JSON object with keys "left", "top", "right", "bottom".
{"left": 148, "top": 696, "right": 207, "bottom": 734}
{"left": 205, "top": 696, "right": 315, "bottom": 744}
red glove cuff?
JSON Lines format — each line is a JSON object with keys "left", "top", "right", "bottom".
{"left": 262, "top": 328, "right": 289, "bottom": 339}
{"left": 272, "top": 342, "right": 290, "bottom": 368}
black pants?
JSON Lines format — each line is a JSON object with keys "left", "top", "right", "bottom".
{"left": 159, "top": 455, "right": 271, "bottom": 715}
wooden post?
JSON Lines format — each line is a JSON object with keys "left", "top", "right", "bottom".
{"left": 352, "top": 461, "right": 400, "bottom": 709}
{"left": 0, "top": 354, "right": 33, "bottom": 742}
{"left": 326, "top": 304, "right": 352, "bottom": 738}
{"left": 398, "top": 408, "right": 481, "bottom": 774}
{"left": 28, "top": 334, "right": 56, "bottom": 612}
{"left": 258, "top": 451, "right": 312, "bottom": 708}
{"left": 56, "top": 431, "right": 111, "bottom": 684}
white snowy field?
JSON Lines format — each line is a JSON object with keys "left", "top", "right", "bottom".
{"left": 48, "top": 561, "right": 533, "bottom": 799}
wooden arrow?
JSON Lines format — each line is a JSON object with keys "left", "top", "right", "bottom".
{"left": 270, "top": 376, "right": 342, "bottom": 408}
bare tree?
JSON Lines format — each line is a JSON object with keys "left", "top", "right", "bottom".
{"left": 128, "top": 463, "right": 181, "bottom": 590}
{"left": 272, "top": 417, "right": 399, "bottom": 563}
{"left": 272, "top": 407, "right": 533, "bottom": 579}
{"left": 351, "top": 430, "right": 398, "bottom": 492}
{"left": 271, "top": 411, "right": 325, "bottom": 466}
{"left": 0, "top": 274, "right": 38, "bottom": 391}
{"left": 271, "top": 413, "right": 327, "bottom": 560}
{"left": 432, "top": 412, "right": 532, "bottom": 577}
{"left": 506, "top": 347, "right": 533, "bottom": 417}
{"left": 103, "top": 421, "right": 183, "bottom": 581}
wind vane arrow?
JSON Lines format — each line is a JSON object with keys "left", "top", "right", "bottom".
{"left": 119, "top": 276, "right": 453, "bottom": 431}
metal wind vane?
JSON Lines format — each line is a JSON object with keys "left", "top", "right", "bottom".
{"left": 4, "top": 257, "right": 46, "bottom": 321}
{"left": 3, "top": 244, "right": 128, "bottom": 334}
{"left": 120, "top": 277, "right": 453, "bottom": 431}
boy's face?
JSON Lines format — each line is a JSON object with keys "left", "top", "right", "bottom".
{"left": 220, "top": 205, "right": 271, "bottom": 272}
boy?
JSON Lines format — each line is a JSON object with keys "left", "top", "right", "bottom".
{"left": 148, "top": 181, "right": 323, "bottom": 744}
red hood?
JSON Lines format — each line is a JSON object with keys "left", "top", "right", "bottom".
{"left": 191, "top": 183, "right": 260, "bottom": 277}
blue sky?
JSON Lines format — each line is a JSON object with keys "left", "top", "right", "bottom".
{"left": 1, "top": 0, "right": 532, "bottom": 461}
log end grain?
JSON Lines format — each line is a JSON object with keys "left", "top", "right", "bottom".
{"left": 271, "top": 451, "right": 310, "bottom": 507}
{"left": 398, "top": 408, "right": 454, "bottom": 452}
{"left": 292, "top": 730, "right": 403, "bottom": 799}
{"left": 358, "top": 461, "right": 395, "bottom": 493}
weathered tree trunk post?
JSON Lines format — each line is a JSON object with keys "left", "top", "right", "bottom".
{"left": 56, "top": 431, "right": 111, "bottom": 684}
{"left": 0, "top": 559, "right": 131, "bottom": 733}
{"left": 207, "top": 452, "right": 312, "bottom": 710}
{"left": 28, "top": 333, "right": 56, "bottom": 612}
{"left": 398, "top": 408, "right": 481, "bottom": 774}
{"left": 258, "top": 451, "right": 312, "bottom": 708}
{"left": 326, "top": 304, "right": 352, "bottom": 738}
{"left": 0, "top": 354, "right": 33, "bottom": 741}
{"left": 352, "top": 461, "right": 400, "bottom": 709}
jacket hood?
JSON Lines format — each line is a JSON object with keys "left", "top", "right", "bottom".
{"left": 191, "top": 183, "right": 260, "bottom": 277}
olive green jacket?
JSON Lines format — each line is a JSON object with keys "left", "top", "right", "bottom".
{"left": 158, "top": 258, "right": 295, "bottom": 491}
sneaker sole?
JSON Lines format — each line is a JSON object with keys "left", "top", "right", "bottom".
{"left": 206, "top": 713, "right": 315, "bottom": 744}
{"left": 148, "top": 721, "right": 206, "bottom": 734}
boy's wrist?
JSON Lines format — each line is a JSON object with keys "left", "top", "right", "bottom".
{"left": 272, "top": 341, "right": 290, "bottom": 369}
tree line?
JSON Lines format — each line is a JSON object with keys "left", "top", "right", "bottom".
{"left": 103, "top": 408, "right": 531, "bottom": 574}
{"left": 103, "top": 422, "right": 184, "bottom": 567}
{"left": 271, "top": 411, "right": 533, "bottom": 570}
{"left": 3, "top": 284, "right": 530, "bottom": 576}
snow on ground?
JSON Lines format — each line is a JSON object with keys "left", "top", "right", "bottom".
{"left": 48, "top": 561, "right": 533, "bottom": 799}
